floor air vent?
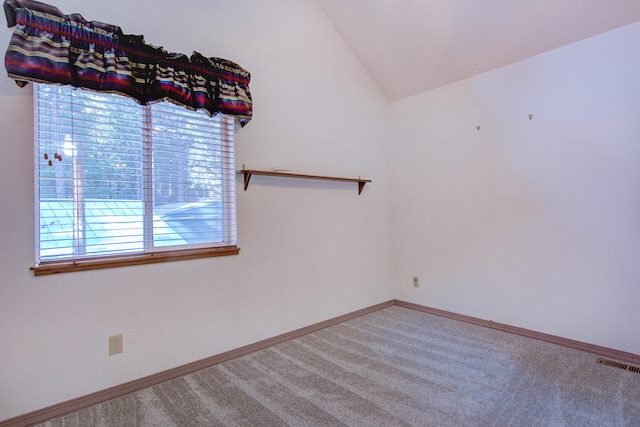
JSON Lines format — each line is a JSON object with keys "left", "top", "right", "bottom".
{"left": 596, "top": 357, "right": 640, "bottom": 373}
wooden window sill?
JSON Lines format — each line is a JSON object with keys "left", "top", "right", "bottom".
{"left": 31, "top": 246, "right": 240, "bottom": 276}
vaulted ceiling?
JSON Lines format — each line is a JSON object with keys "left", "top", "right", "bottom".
{"left": 316, "top": 0, "right": 640, "bottom": 101}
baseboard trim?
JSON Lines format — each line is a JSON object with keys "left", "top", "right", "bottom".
{"left": 4, "top": 298, "right": 638, "bottom": 426}
{"left": 394, "top": 299, "right": 640, "bottom": 365}
{"left": 0, "top": 300, "right": 395, "bottom": 427}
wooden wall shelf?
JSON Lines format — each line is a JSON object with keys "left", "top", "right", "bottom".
{"left": 238, "top": 170, "right": 371, "bottom": 195}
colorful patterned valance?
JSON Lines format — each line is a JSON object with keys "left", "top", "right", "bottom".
{"left": 3, "top": 0, "right": 252, "bottom": 126}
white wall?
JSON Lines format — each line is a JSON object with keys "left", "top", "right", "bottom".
{"left": 3, "top": 1, "right": 639, "bottom": 421}
{"left": 391, "top": 22, "right": 640, "bottom": 355}
{"left": 0, "top": 0, "right": 392, "bottom": 419}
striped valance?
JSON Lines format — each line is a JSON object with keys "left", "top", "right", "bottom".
{"left": 3, "top": 0, "right": 252, "bottom": 126}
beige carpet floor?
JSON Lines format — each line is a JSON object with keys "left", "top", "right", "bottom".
{"left": 36, "top": 306, "right": 640, "bottom": 426}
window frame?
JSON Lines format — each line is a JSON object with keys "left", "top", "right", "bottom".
{"left": 31, "top": 84, "right": 240, "bottom": 276}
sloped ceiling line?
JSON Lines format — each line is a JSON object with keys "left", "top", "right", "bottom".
{"left": 316, "top": 0, "right": 640, "bottom": 101}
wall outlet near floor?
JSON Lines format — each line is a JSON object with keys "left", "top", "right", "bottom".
{"left": 412, "top": 276, "right": 419, "bottom": 288}
{"left": 109, "top": 334, "right": 123, "bottom": 355}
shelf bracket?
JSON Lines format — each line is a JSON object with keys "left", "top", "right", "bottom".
{"left": 358, "top": 181, "right": 366, "bottom": 195}
{"left": 243, "top": 171, "right": 253, "bottom": 191}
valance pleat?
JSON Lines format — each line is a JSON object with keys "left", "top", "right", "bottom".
{"left": 3, "top": 0, "right": 252, "bottom": 126}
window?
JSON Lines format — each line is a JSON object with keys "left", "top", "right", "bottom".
{"left": 33, "top": 84, "right": 238, "bottom": 275}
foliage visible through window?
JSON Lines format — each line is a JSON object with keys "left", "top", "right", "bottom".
{"left": 35, "top": 84, "right": 237, "bottom": 264}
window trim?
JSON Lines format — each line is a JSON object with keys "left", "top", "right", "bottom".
{"left": 32, "top": 84, "right": 240, "bottom": 275}
{"left": 31, "top": 245, "right": 240, "bottom": 276}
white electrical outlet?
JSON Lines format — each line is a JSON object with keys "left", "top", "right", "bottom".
{"left": 109, "top": 334, "right": 123, "bottom": 355}
{"left": 412, "top": 276, "right": 419, "bottom": 288}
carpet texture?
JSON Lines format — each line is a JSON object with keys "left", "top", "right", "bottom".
{"left": 37, "top": 306, "right": 640, "bottom": 426}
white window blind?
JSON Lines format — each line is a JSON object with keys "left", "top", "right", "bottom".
{"left": 35, "top": 84, "right": 236, "bottom": 263}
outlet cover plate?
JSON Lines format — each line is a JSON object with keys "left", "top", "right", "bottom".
{"left": 109, "top": 334, "right": 123, "bottom": 355}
